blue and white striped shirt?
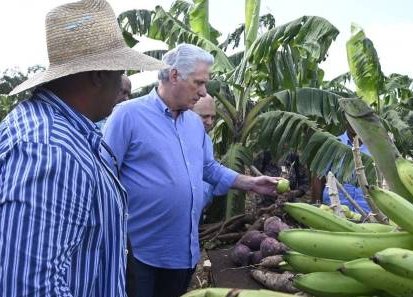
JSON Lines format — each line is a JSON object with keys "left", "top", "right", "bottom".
{"left": 0, "top": 89, "right": 128, "bottom": 296}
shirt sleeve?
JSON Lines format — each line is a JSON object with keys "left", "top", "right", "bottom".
{"left": 0, "top": 142, "right": 93, "bottom": 296}
{"left": 202, "top": 134, "right": 238, "bottom": 196}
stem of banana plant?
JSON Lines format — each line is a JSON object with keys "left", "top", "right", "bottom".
{"left": 352, "top": 136, "right": 388, "bottom": 223}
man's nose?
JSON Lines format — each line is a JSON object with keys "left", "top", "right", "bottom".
{"left": 198, "top": 85, "right": 207, "bottom": 97}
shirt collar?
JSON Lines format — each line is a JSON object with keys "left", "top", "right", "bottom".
{"left": 151, "top": 88, "right": 185, "bottom": 119}
{"left": 34, "top": 88, "right": 102, "bottom": 152}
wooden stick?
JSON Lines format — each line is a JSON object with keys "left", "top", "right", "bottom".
{"left": 326, "top": 172, "right": 345, "bottom": 217}
{"left": 334, "top": 177, "right": 368, "bottom": 218}
{"left": 352, "top": 136, "right": 388, "bottom": 224}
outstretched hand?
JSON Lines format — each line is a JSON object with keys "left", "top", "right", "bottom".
{"left": 250, "top": 175, "right": 284, "bottom": 196}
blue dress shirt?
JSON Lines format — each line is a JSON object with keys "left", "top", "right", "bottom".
{"left": 103, "top": 89, "right": 238, "bottom": 269}
{"left": 323, "top": 131, "right": 371, "bottom": 213}
{"left": 0, "top": 89, "right": 128, "bottom": 297}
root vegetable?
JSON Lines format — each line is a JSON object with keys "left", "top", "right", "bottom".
{"left": 264, "top": 216, "right": 290, "bottom": 238}
{"left": 250, "top": 251, "right": 264, "bottom": 265}
{"left": 257, "top": 255, "right": 284, "bottom": 268}
{"left": 260, "top": 237, "right": 288, "bottom": 257}
{"left": 230, "top": 243, "right": 251, "bottom": 266}
{"left": 250, "top": 270, "right": 298, "bottom": 293}
{"left": 240, "top": 230, "right": 268, "bottom": 250}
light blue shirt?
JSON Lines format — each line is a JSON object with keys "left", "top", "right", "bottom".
{"left": 103, "top": 89, "right": 238, "bottom": 269}
{"left": 323, "top": 131, "right": 371, "bottom": 213}
{"left": 0, "top": 89, "right": 128, "bottom": 296}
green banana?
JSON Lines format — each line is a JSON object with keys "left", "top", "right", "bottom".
{"left": 359, "top": 222, "right": 397, "bottom": 233}
{"left": 181, "top": 288, "right": 297, "bottom": 297}
{"left": 396, "top": 157, "right": 413, "bottom": 202}
{"left": 368, "top": 185, "right": 413, "bottom": 233}
{"left": 278, "top": 229, "right": 413, "bottom": 261}
{"left": 340, "top": 258, "right": 413, "bottom": 297}
{"left": 283, "top": 251, "right": 344, "bottom": 273}
{"left": 294, "top": 271, "right": 379, "bottom": 297}
{"left": 284, "top": 202, "right": 372, "bottom": 232}
{"left": 373, "top": 248, "right": 413, "bottom": 279}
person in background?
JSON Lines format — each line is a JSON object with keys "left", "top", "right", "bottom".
{"left": 96, "top": 74, "right": 132, "bottom": 129}
{"left": 192, "top": 93, "right": 217, "bottom": 209}
{"left": 0, "top": 0, "right": 164, "bottom": 296}
{"left": 103, "top": 43, "right": 282, "bottom": 297}
{"left": 321, "top": 126, "right": 372, "bottom": 213}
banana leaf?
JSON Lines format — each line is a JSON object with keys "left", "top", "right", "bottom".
{"left": 346, "top": 24, "right": 383, "bottom": 106}
{"left": 245, "top": 0, "right": 261, "bottom": 50}
{"left": 339, "top": 98, "right": 411, "bottom": 198}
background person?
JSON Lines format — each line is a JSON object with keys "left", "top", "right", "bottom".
{"left": 103, "top": 43, "right": 282, "bottom": 297}
{"left": 0, "top": 0, "right": 164, "bottom": 296}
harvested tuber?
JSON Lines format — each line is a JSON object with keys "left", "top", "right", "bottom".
{"left": 230, "top": 243, "right": 251, "bottom": 266}
{"left": 250, "top": 251, "right": 264, "bottom": 265}
{"left": 257, "top": 255, "right": 284, "bottom": 268}
{"left": 239, "top": 230, "right": 268, "bottom": 250}
{"left": 250, "top": 270, "right": 298, "bottom": 293}
{"left": 263, "top": 216, "right": 290, "bottom": 238}
{"left": 260, "top": 237, "right": 288, "bottom": 257}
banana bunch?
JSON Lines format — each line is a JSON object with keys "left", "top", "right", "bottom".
{"left": 275, "top": 157, "right": 413, "bottom": 296}
{"left": 181, "top": 288, "right": 297, "bottom": 297}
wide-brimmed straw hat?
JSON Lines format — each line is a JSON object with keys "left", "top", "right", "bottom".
{"left": 10, "top": 0, "right": 165, "bottom": 95}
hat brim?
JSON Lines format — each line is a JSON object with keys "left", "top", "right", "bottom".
{"left": 10, "top": 46, "right": 165, "bottom": 95}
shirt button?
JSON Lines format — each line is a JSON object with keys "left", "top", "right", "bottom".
{"left": 125, "top": 249, "right": 129, "bottom": 255}
{"left": 125, "top": 213, "right": 129, "bottom": 218}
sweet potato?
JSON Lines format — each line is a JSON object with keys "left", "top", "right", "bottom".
{"left": 230, "top": 243, "right": 251, "bottom": 266}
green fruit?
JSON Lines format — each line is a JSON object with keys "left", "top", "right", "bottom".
{"left": 276, "top": 179, "right": 290, "bottom": 193}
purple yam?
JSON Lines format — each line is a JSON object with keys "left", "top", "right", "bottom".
{"left": 230, "top": 243, "right": 251, "bottom": 266}
{"left": 263, "top": 216, "right": 290, "bottom": 238}
{"left": 260, "top": 237, "right": 287, "bottom": 257}
{"left": 250, "top": 251, "right": 264, "bottom": 265}
{"left": 239, "top": 230, "right": 268, "bottom": 250}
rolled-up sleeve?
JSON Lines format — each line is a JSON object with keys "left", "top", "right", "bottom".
{"left": 0, "top": 142, "right": 93, "bottom": 296}
{"left": 202, "top": 134, "right": 238, "bottom": 196}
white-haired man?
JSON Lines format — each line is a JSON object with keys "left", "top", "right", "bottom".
{"left": 0, "top": 0, "right": 164, "bottom": 296}
{"left": 103, "top": 43, "right": 282, "bottom": 297}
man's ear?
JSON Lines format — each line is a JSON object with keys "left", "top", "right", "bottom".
{"left": 169, "top": 69, "right": 179, "bottom": 84}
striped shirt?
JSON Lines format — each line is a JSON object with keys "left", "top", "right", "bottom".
{"left": 0, "top": 89, "right": 128, "bottom": 296}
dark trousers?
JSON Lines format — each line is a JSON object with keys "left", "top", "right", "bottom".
{"left": 127, "top": 256, "right": 195, "bottom": 297}
{"left": 126, "top": 238, "right": 139, "bottom": 296}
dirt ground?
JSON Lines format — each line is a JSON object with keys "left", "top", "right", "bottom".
{"left": 188, "top": 247, "right": 263, "bottom": 292}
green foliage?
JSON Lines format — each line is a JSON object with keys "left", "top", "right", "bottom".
{"left": 346, "top": 24, "right": 383, "bottom": 107}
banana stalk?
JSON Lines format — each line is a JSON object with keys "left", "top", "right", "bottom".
{"left": 339, "top": 98, "right": 411, "bottom": 199}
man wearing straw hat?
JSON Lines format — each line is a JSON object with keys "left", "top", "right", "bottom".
{"left": 0, "top": 0, "right": 164, "bottom": 296}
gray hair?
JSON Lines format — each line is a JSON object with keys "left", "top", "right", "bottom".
{"left": 158, "top": 43, "right": 214, "bottom": 81}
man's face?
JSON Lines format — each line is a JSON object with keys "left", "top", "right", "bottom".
{"left": 173, "top": 62, "right": 210, "bottom": 111}
{"left": 99, "top": 70, "right": 124, "bottom": 119}
{"left": 192, "top": 95, "right": 216, "bottom": 131}
{"left": 116, "top": 76, "right": 132, "bottom": 104}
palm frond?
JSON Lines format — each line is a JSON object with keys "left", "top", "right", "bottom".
{"left": 346, "top": 24, "right": 383, "bottom": 106}
{"left": 230, "top": 16, "right": 339, "bottom": 88}
{"left": 302, "top": 131, "right": 376, "bottom": 184}
{"left": 149, "top": 6, "right": 232, "bottom": 73}
{"left": 221, "top": 143, "right": 253, "bottom": 172}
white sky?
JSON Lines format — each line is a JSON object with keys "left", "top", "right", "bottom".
{"left": 1, "top": 0, "right": 412, "bottom": 81}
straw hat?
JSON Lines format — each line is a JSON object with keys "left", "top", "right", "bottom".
{"left": 10, "top": 0, "right": 165, "bottom": 95}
